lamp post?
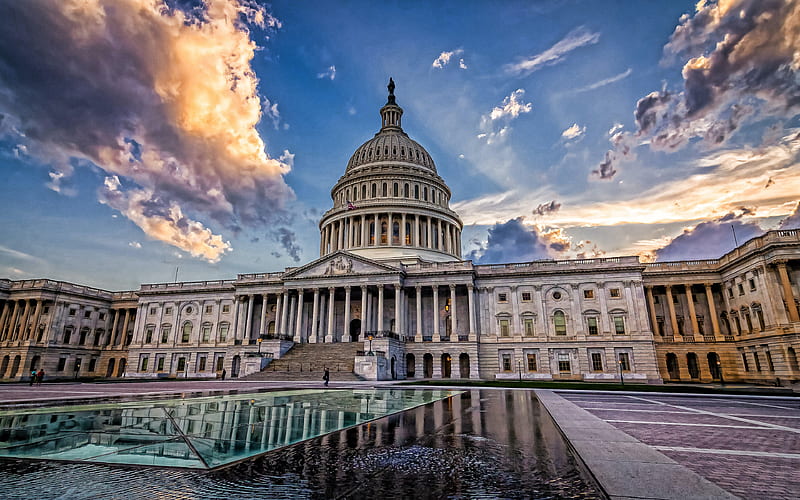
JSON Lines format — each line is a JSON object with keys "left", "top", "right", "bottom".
{"left": 257, "top": 337, "right": 263, "bottom": 355}
{"left": 367, "top": 335, "right": 374, "bottom": 355}
{"left": 517, "top": 360, "right": 522, "bottom": 381}
{"left": 717, "top": 360, "right": 724, "bottom": 387}
{"left": 618, "top": 357, "right": 624, "bottom": 386}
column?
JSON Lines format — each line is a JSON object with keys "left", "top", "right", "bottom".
{"left": 244, "top": 295, "right": 254, "bottom": 340}
{"left": 360, "top": 286, "right": 368, "bottom": 339}
{"left": 776, "top": 261, "right": 799, "bottom": 322}
{"left": 415, "top": 285, "right": 423, "bottom": 341}
{"left": 280, "top": 291, "right": 289, "bottom": 335}
{"left": 645, "top": 286, "right": 659, "bottom": 335}
{"left": 467, "top": 285, "right": 476, "bottom": 340}
{"left": 294, "top": 289, "right": 304, "bottom": 342}
{"left": 0, "top": 301, "right": 10, "bottom": 339}
{"left": 343, "top": 286, "right": 352, "bottom": 342}
{"left": 394, "top": 285, "right": 401, "bottom": 334}
{"left": 110, "top": 309, "right": 120, "bottom": 346}
{"left": 120, "top": 308, "right": 131, "bottom": 346}
{"left": 337, "top": 220, "right": 344, "bottom": 250}
{"left": 437, "top": 219, "right": 442, "bottom": 251}
{"left": 510, "top": 286, "right": 520, "bottom": 336}
{"left": 685, "top": 284, "right": 699, "bottom": 336}
{"left": 388, "top": 212, "right": 393, "bottom": 245}
{"left": 415, "top": 215, "right": 421, "bottom": 247}
{"left": 326, "top": 287, "right": 335, "bottom": 343}
{"left": 705, "top": 283, "right": 722, "bottom": 338}
{"left": 6, "top": 301, "right": 20, "bottom": 340}
{"left": 17, "top": 300, "right": 31, "bottom": 340}
{"left": 432, "top": 285, "right": 440, "bottom": 341}
{"left": 259, "top": 294, "right": 268, "bottom": 337}
{"left": 360, "top": 214, "right": 367, "bottom": 248}
{"left": 310, "top": 289, "right": 320, "bottom": 343}
{"left": 377, "top": 285, "right": 384, "bottom": 332}
{"left": 373, "top": 214, "right": 379, "bottom": 245}
{"left": 28, "top": 300, "right": 43, "bottom": 340}
{"left": 665, "top": 285, "right": 679, "bottom": 336}
{"left": 449, "top": 284, "right": 457, "bottom": 338}
{"left": 426, "top": 217, "right": 432, "bottom": 249}
{"left": 400, "top": 213, "right": 407, "bottom": 246}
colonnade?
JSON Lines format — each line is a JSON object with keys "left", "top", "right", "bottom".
{"left": 320, "top": 212, "right": 461, "bottom": 258}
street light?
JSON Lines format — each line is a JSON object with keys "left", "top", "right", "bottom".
{"left": 367, "top": 335, "right": 374, "bottom": 355}
{"left": 257, "top": 337, "right": 263, "bottom": 355}
{"left": 717, "top": 360, "right": 724, "bottom": 387}
{"left": 517, "top": 360, "right": 522, "bottom": 381}
{"left": 618, "top": 357, "right": 624, "bottom": 386}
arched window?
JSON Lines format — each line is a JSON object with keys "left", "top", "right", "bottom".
{"left": 63, "top": 326, "right": 74, "bottom": 345}
{"left": 423, "top": 186, "right": 428, "bottom": 201}
{"left": 752, "top": 303, "right": 765, "bottom": 330}
{"left": 392, "top": 222, "right": 400, "bottom": 245}
{"left": 371, "top": 183, "right": 377, "bottom": 197}
{"left": 686, "top": 353, "right": 700, "bottom": 378}
{"left": 553, "top": 311, "right": 567, "bottom": 335}
{"left": 79, "top": 327, "right": 89, "bottom": 345}
{"left": 160, "top": 324, "right": 171, "bottom": 343}
{"left": 405, "top": 222, "right": 412, "bottom": 245}
{"left": 393, "top": 183, "right": 398, "bottom": 197}
{"left": 404, "top": 183, "right": 409, "bottom": 197}
{"left": 181, "top": 321, "right": 192, "bottom": 343}
{"left": 381, "top": 221, "right": 388, "bottom": 244}
{"left": 382, "top": 183, "right": 387, "bottom": 197}
{"left": 362, "top": 185, "right": 367, "bottom": 199}
{"left": 218, "top": 322, "right": 230, "bottom": 342}
{"left": 201, "top": 322, "right": 212, "bottom": 342}
{"left": 369, "top": 222, "right": 375, "bottom": 245}
{"left": 401, "top": 146, "right": 405, "bottom": 157}
{"left": 414, "top": 185, "right": 419, "bottom": 199}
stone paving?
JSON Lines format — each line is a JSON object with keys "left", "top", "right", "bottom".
{"left": 558, "top": 391, "right": 800, "bottom": 500}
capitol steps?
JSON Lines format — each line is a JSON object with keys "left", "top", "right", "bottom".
{"left": 242, "top": 342, "right": 364, "bottom": 381}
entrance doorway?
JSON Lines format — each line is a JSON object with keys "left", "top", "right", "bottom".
{"left": 106, "top": 358, "right": 116, "bottom": 378}
{"left": 231, "top": 355, "right": 241, "bottom": 378}
{"left": 118, "top": 358, "right": 127, "bottom": 377}
{"left": 441, "top": 353, "right": 452, "bottom": 378}
{"left": 406, "top": 353, "right": 416, "bottom": 378}
{"left": 707, "top": 352, "right": 721, "bottom": 380}
{"left": 459, "top": 353, "right": 470, "bottom": 378}
{"left": 666, "top": 353, "right": 679, "bottom": 380}
{"left": 350, "top": 319, "right": 361, "bottom": 342}
{"left": 391, "top": 357, "right": 396, "bottom": 379}
{"left": 423, "top": 353, "right": 433, "bottom": 378}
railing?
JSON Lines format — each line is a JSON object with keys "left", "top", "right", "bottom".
{"left": 703, "top": 336, "right": 717, "bottom": 343}
{"left": 439, "top": 335, "right": 450, "bottom": 342}
{"left": 422, "top": 336, "right": 433, "bottom": 342}
{"left": 236, "top": 272, "right": 284, "bottom": 282}
{"left": 682, "top": 336, "right": 695, "bottom": 343}
{"left": 458, "top": 335, "right": 469, "bottom": 341}
{"left": 475, "top": 256, "right": 640, "bottom": 274}
{"left": 724, "top": 335, "right": 736, "bottom": 342}
{"left": 364, "top": 330, "right": 401, "bottom": 340}
{"left": 140, "top": 280, "right": 235, "bottom": 292}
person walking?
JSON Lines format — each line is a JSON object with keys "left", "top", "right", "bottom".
{"left": 323, "top": 367, "right": 330, "bottom": 387}
{"left": 36, "top": 369, "right": 45, "bottom": 386}
{"left": 29, "top": 369, "right": 37, "bottom": 386}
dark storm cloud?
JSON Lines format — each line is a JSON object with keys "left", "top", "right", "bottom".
{"left": 594, "top": 0, "right": 800, "bottom": 180}
{"left": 778, "top": 202, "right": 800, "bottom": 230}
{"left": 467, "top": 218, "right": 564, "bottom": 264}
{"left": 532, "top": 200, "right": 562, "bottom": 216}
{"left": 273, "top": 227, "right": 302, "bottom": 262}
{"left": 655, "top": 211, "right": 765, "bottom": 261}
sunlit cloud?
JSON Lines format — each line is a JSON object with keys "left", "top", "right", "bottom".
{"left": 432, "top": 49, "right": 464, "bottom": 69}
{"left": 571, "top": 68, "right": 632, "bottom": 93}
{"left": 0, "top": 0, "right": 293, "bottom": 262}
{"left": 505, "top": 26, "right": 600, "bottom": 76}
{"left": 478, "top": 89, "right": 532, "bottom": 144}
{"left": 317, "top": 65, "right": 336, "bottom": 80}
{"left": 561, "top": 123, "right": 586, "bottom": 140}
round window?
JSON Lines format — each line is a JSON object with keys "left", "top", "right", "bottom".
{"left": 552, "top": 291, "right": 562, "bottom": 300}
{"left": 186, "top": 307, "right": 193, "bottom": 314}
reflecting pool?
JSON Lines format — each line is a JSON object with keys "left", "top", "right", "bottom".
{"left": 0, "top": 389, "right": 457, "bottom": 469}
{"left": 0, "top": 389, "right": 602, "bottom": 499}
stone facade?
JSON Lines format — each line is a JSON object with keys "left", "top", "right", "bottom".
{"left": 1, "top": 82, "right": 799, "bottom": 385}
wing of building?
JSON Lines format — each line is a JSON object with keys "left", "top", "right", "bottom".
{"left": 1, "top": 81, "right": 799, "bottom": 385}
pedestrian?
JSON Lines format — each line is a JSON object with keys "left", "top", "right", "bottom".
{"left": 323, "top": 367, "right": 330, "bottom": 387}
{"left": 36, "top": 369, "right": 45, "bottom": 386}
{"left": 29, "top": 369, "right": 37, "bottom": 386}
{"left": 221, "top": 368, "right": 226, "bottom": 380}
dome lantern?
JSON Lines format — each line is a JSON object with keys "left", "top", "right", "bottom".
{"left": 380, "top": 77, "right": 403, "bottom": 130}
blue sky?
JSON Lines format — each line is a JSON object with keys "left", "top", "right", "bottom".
{"left": 1, "top": 0, "right": 799, "bottom": 290}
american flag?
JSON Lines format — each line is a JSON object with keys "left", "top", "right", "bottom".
{"left": 347, "top": 201, "right": 357, "bottom": 210}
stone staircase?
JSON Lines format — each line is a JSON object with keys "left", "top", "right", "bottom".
{"left": 242, "top": 342, "right": 364, "bottom": 381}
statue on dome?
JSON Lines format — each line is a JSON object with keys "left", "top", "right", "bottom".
{"left": 388, "top": 77, "right": 395, "bottom": 96}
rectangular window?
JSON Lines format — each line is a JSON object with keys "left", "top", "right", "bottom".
{"left": 656, "top": 318, "right": 665, "bottom": 336}
{"left": 502, "top": 354, "right": 512, "bottom": 372}
{"left": 765, "top": 351, "right": 774, "bottom": 371}
{"left": 753, "top": 352, "right": 762, "bottom": 372}
{"left": 216, "top": 356, "right": 224, "bottom": 372}
{"left": 157, "top": 356, "right": 165, "bottom": 372}
{"left": 176, "top": 357, "right": 186, "bottom": 372}
{"left": 165, "top": 307, "right": 173, "bottom": 315}
{"left": 149, "top": 307, "right": 157, "bottom": 315}
{"left": 42, "top": 306, "right": 50, "bottom": 315}
{"left": 727, "top": 288, "right": 734, "bottom": 298}
{"left": 57, "top": 357, "right": 67, "bottom": 371}
{"left": 677, "top": 318, "right": 684, "bottom": 336}
{"left": 591, "top": 352, "right": 603, "bottom": 371}
{"left": 653, "top": 295, "right": 660, "bottom": 304}
{"left": 524, "top": 318, "right": 534, "bottom": 336}
{"left": 69, "top": 309, "right": 76, "bottom": 316}
{"left": 499, "top": 319, "right": 510, "bottom": 337}
{"left": 741, "top": 351, "right": 750, "bottom": 371}
{"left": 222, "top": 305, "right": 231, "bottom": 313}
{"left": 526, "top": 353, "right": 537, "bottom": 371}
{"left": 610, "top": 288, "right": 621, "bottom": 298}
{"left": 198, "top": 356, "right": 207, "bottom": 371}
{"left": 619, "top": 353, "right": 631, "bottom": 371}
{"left": 88, "top": 358, "right": 97, "bottom": 372}
{"left": 587, "top": 317, "right": 599, "bottom": 335}
{"left": 145, "top": 326, "right": 154, "bottom": 344}
{"left": 738, "top": 284, "right": 745, "bottom": 296}
{"left": 202, "top": 324, "right": 211, "bottom": 342}
{"left": 558, "top": 354, "right": 571, "bottom": 373}
{"left": 205, "top": 305, "right": 213, "bottom": 314}
{"left": 98, "top": 312, "right": 105, "bottom": 320}
{"left": 521, "top": 292, "right": 532, "bottom": 302}
{"left": 497, "top": 293, "right": 508, "bottom": 303}
{"left": 749, "top": 279, "right": 756, "bottom": 291}
{"left": 160, "top": 325, "right": 171, "bottom": 343}
{"left": 583, "top": 289, "right": 594, "bottom": 299}
{"left": 219, "top": 324, "right": 229, "bottom": 341}
{"left": 613, "top": 316, "right": 626, "bottom": 335}
{"left": 697, "top": 319, "right": 705, "bottom": 335}
{"left": 84, "top": 311, "right": 91, "bottom": 319}
{"left": 140, "top": 356, "right": 149, "bottom": 372}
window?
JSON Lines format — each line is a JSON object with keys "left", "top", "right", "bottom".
{"left": 552, "top": 291, "right": 562, "bottom": 300}
{"left": 222, "top": 304, "right": 230, "bottom": 313}
{"left": 554, "top": 311, "right": 567, "bottom": 335}
{"left": 527, "top": 353, "right": 537, "bottom": 371}
{"left": 98, "top": 312, "right": 105, "bottom": 320}
{"left": 145, "top": 325, "right": 154, "bottom": 343}
{"left": 610, "top": 288, "right": 621, "bottom": 298}
{"left": 149, "top": 307, "right": 157, "bottom": 315}
{"left": 755, "top": 306, "right": 765, "bottom": 330}
{"left": 677, "top": 317, "right": 685, "bottom": 335}
{"left": 140, "top": 356, "right": 149, "bottom": 372}
{"left": 157, "top": 356, "right": 165, "bottom": 372}
{"left": 205, "top": 305, "right": 213, "bottom": 314}
{"left": 219, "top": 322, "right": 229, "bottom": 341}
{"left": 613, "top": 316, "right": 626, "bottom": 335}
{"left": 165, "top": 307, "right": 173, "bottom": 315}
{"left": 93, "top": 329, "right": 103, "bottom": 346}
{"left": 753, "top": 351, "right": 762, "bottom": 372}
{"left": 57, "top": 357, "right": 67, "bottom": 371}
{"left": 201, "top": 323, "right": 211, "bottom": 342}
{"left": 741, "top": 351, "right": 750, "bottom": 371}
{"left": 84, "top": 311, "right": 91, "bottom": 319}
{"left": 524, "top": 318, "right": 534, "bottom": 336}
{"left": 749, "top": 279, "right": 756, "bottom": 291}
{"left": 521, "top": 292, "right": 532, "bottom": 302}
{"left": 738, "top": 284, "right": 745, "bottom": 296}
{"left": 160, "top": 325, "right": 171, "bottom": 343}
{"left": 69, "top": 309, "right": 76, "bottom": 316}
{"left": 656, "top": 318, "right": 665, "bottom": 336}
{"left": 619, "top": 353, "right": 631, "bottom": 371}
{"left": 198, "top": 356, "right": 207, "bottom": 371}
{"left": 654, "top": 295, "right": 660, "bottom": 304}
{"left": 42, "top": 306, "right": 50, "bottom": 315}
{"left": 176, "top": 357, "right": 186, "bottom": 372}
{"left": 587, "top": 317, "right": 599, "bottom": 335}
{"left": 766, "top": 351, "right": 774, "bottom": 371}
{"left": 591, "top": 352, "right": 603, "bottom": 371}
{"left": 558, "top": 354, "right": 570, "bottom": 372}
{"left": 697, "top": 318, "right": 705, "bottom": 335}
{"left": 583, "top": 290, "right": 594, "bottom": 299}
{"left": 88, "top": 358, "right": 97, "bottom": 372}
{"left": 727, "top": 288, "right": 734, "bottom": 298}
{"left": 499, "top": 319, "right": 510, "bottom": 337}
{"left": 497, "top": 293, "right": 508, "bottom": 303}
{"left": 216, "top": 356, "right": 224, "bottom": 372}
{"left": 78, "top": 328, "right": 88, "bottom": 345}
{"left": 502, "top": 354, "right": 512, "bottom": 372}
{"left": 181, "top": 322, "right": 192, "bottom": 343}
{"left": 186, "top": 307, "right": 193, "bottom": 314}
{"left": 63, "top": 327, "right": 73, "bottom": 344}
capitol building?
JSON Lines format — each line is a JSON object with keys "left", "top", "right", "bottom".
{"left": 1, "top": 81, "right": 799, "bottom": 386}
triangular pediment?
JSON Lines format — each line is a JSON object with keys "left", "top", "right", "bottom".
{"left": 283, "top": 251, "right": 401, "bottom": 279}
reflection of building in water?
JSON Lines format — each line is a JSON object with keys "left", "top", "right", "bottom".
{"left": 1, "top": 81, "right": 799, "bottom": 385}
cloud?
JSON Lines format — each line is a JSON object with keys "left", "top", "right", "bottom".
{"left": 505, "top": 26, "right": 600, "bottom": 76}
{"left": 432, "top": 49, "right": 464, "bottom": 69}
{"left": 128, "top": 241, "right": 142, "bottom": 249}
{"left": 561, "top": 123, "right": 586, "bottom": 140}
{"left": 595, "top": 0, "right": 800, "bottom": 179}
{"left": 459, "top": 58, "right": 468, "bottom": 70}
{"left": 571, "top": 68, "right": 632, "bottom": 93}
{"left": 654, "top": 210, "right": 765, "bottom": 261}
{"left": 316, "top": 65, "right": 336, "bottom": 80}
{"left": 0, "top": 0, "right": 292, "bottom": 262}
{"left": 467, "top": 218, "right": 568, "bottom": 264}
{"left": 478, "top": 89, "right": 532, "bottom": 144}
{"left": 533, "top": 200, "right": 562, "bottom": 216}
{"left": 273, "top": 227, "right": 301, "bottom": 262}
{"left": 779, "top": 201, "right": 800, "bottom": 230}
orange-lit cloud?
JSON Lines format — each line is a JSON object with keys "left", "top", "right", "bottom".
{"left": 0, "top": 0, "right": 293, "bottom": 261}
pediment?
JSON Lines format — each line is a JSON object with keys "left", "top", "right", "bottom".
{"left": 283, "top": 251, "right": 401, "bottom": 279}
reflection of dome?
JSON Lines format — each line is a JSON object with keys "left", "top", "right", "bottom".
{"left": 318, "top": 79, "right": 463, "bottom": 263}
